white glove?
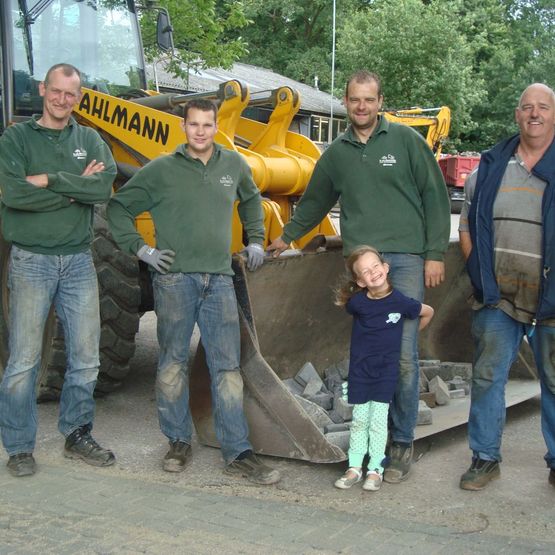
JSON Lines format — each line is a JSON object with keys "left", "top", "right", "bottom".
{"left": 241, "top": 243, "right": 265, "bottom": 271}
{"left": 137, "top": 245, "right": 175, "bottom": 274}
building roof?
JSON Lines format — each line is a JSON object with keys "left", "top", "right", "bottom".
{"left": 147, "top": 61, "right": 347, "bottom": 118}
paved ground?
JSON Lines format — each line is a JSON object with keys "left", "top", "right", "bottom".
{"left": 2, "top": 313, "right": 555, "bottom": 554}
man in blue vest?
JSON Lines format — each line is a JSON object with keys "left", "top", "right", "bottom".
{"left": 459, "top": 83, "right": 555, "bottom": 490}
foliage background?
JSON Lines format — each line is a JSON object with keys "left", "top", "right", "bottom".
{"left": 142, "top": 0, "right": 555, "bottom": 152}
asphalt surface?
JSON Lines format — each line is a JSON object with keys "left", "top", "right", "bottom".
{"left": 1, "top": 311, "right": 554, "bottom": 554}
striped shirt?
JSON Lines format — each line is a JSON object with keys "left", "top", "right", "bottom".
{"left": 460, "top": 155, "right": 549, "bottom": 324}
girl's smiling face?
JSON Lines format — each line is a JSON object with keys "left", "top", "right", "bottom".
{"left": 353, "top": 251, "right": 390, "bottom": 295}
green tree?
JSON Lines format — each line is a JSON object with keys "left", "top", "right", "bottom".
{"left": 140, "top": 0, "right": 249, "bottom": 77}
{"left": 457, "top": 0, "right": 555, "bottom": 150}
{"left": 336, "top": 0, "right": 484, "bottom": 148}
{"left": 240, "top": 0, "right": 365, "bottom": 93}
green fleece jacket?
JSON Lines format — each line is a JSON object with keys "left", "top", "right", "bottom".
{"left": 283, "top": 117, "right": 450, "bottom": 259}
{"left": 107, "top": 143, "right": 264, "bottom": 275}
{"left": 0, "top": 116, "right": 116, "bottom": 254}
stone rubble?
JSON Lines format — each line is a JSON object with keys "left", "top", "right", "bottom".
{"left": 285, "top": 359, "right": 473, "bottom": 451}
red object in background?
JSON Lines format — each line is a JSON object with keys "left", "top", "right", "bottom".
{"left": 439, "top": 155, "right": 481, "bottom": 188}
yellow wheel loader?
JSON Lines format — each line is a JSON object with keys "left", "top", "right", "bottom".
{"left": 0, "top": 0, "right": 538, "bottom": 462}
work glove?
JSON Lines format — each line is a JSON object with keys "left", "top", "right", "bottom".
{"left": 241, "top": 243, "right": 265, "bottom": 272}
{"left": 137, "top": 245, "right": 175, "bottom": 274}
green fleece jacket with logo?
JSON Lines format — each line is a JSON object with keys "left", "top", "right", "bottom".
{"left": 107, "top": 143, "right": 264, "bottom": 275}
{"left": 0, "top": 116, "right": 116, "bottom": 254}
{"left": 283, "top": 117, "right": 450, "bottom": 259}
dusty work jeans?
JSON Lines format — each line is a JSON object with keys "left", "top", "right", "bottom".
{"left": 0, "top": 247, "right": 100, "bottom": 456}
{"left": 382, "top": 253, "right": 424, "bottom": 445}
{"left": 153, "top": 272, "right": 251, "bottom": 464}
{"left": 469, "top": 306, "right": 555, "bottom": 469}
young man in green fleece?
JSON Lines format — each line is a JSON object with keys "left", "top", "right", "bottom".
{"left": 0, "top": 63, "right": 117, "bottom": 477}
{"left": 268, "top": 70, "right": 450, "bottom": 484}
{"left": 107, "top": 99, "right": 280, "bottom": 485}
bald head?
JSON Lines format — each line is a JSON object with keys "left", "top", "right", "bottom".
{"left": 518, "top": 83, "right": 555, "bottom": 109}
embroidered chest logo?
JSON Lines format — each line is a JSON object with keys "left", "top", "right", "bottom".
{"left": 220, "top": 175, "right": 234, "bottom": 187}
{"left": 386, "top": 312, "right": 401, "bottom": 324}
{"left": 73, "top": 148, "right": 87, "bottom": 160}
{"left": 379, "top": 154, "right": 397, "bottom": 167}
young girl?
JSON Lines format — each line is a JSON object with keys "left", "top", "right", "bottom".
{"left": 334, "top": 246, "right": 434, "bottom": 491}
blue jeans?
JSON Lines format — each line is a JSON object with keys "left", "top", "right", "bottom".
{"left": 0, "top": 247, "right": 100, "bottom": 456}
{"left": 153, "top": 272, "right": 251, "bottom": 464}
{"left": 469, "top": 307, "right": 555, "bottom": 469}
{"left": 382, "top": 253, "right": 424, "bottom": 444}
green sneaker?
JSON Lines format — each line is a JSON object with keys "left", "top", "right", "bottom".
{"left": 460, "top": 458, "right": 500, "bottom": 490}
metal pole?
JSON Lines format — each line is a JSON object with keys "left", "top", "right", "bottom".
{"left": 328, "top": 0, "right": 336, "bottom": 144}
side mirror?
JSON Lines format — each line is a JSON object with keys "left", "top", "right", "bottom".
{"left": 156, "top": 10, "right": 174, "bottom": 52}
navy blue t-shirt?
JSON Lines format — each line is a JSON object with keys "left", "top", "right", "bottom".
{"left": 346, "top": 289, "right": 422, "bottom": 404}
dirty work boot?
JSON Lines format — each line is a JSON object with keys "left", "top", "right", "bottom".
{"left": 225, "top": 451, "right": 281, "bottom": 485}
{"left": 64, "top": 426, "right": 115, "bottom": 467}
{"left": 383, "top": 442, "right": 413, "bottom": 483}
{"left": 459, "top": 458, "right": 500, "bottom": 491}
{"left": 163, "top": 441, "right": 191, "bottom": 472}
{"left": 548, "top": 468, "right": 555, "bottom": 488}
{"left": 7, "top": 453, "right": 36, "bottom": 477}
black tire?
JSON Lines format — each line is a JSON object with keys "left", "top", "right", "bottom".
{"left": 37, "top": 205, "right": 141, "bottom": 400}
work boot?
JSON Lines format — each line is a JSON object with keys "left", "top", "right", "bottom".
{"left": 459, "top": 458, "right": 500, "bottom": 490}
{"left": 549, "top": 468, "right": 555, "bottom": 488}
{"left": 383, "top": 442, "right": 413, "bottom": 483}
{"left": 7, "top": 453, "right": 36, "bottom": 477}
{"left": 163, "top": 441, "right": 191, "bottom": 472}
{"left": 225, "top": 451, "right": 281, "bottom": 485}
{"left": 64, "top": 426, "right": 115, "bottom": 467}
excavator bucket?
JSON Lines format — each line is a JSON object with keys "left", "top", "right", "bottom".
{"left": 189, "top": 239, "right": 539, "bottom": 462}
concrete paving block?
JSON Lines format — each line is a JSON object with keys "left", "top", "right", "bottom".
{"left": 282, "top": 378, "right": 303, "bottom": 395}
{"left": 303, "top": 376, "right": 324, "bottom": 397}
{"left": 428, "top": 375, "right": 450, "bottom": 406}
{"left": 324, "top": 422, "right": 351, "bottom": 433}
{"left": 303, "top": 391, "right": 333, "bottom": 410}
{"left": 324, "top": 370, "right": 344, "bottom": 394}
{"left": 439, "top": 361, "right": 473, "bottom": 381}
{"left": 325, "top": 430, "right": 350, "bottom": 452}
{"left": 419, "top": 368, "right": 429, "bottom": 393}
{"left": 417, "top": 400, "right": 433, "bottom": 425}
{"left": 449, "top": 388, "right": 466, "bottom": 399}
{"left": 336, "top": 358, "right": 350, "bottom": 380}
{"left": 294, "top": 394, "right": 333, "bottom": 428}
{"left": 448, "top": 375, "right": 471, "bottom": 395}
{"left": 421, "top": 364, "right": 442, "bottom": 381}
{"left": 327, "top": 410, "right": 345, "bottom": 424}
{"left": 419, "top": 359, "right": 441, "bottom": 367}
{"left": 294, "top": 362, "right": 321, "bottom": 387}
{"left": 419, "top": 391, "right": 436, "bottom": 408}
{"left": 334, "top": 396, "right": 353, "bottom": 421}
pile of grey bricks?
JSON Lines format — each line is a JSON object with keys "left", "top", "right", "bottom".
{"left": 282, "top": 359, "right": 473, "bottom": 452}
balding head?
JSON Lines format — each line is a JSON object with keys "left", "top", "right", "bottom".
{"left": 515, "top": 83, "right": 555, "bottom": 146}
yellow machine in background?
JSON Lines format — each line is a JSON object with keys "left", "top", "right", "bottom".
{"left": 75, "top": 81, "right": 336, "bottom": 253}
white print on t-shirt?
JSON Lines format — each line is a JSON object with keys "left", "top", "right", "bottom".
{"left": 379, "top": 154, "right": 397, "bottom": 167}
{"left": 386, "top": 312, "right": 401, "bottom": 324}
{"left": 220, "top": 175, "right": 234, "bottom": 187}
{"left": 72, "top": 148, "right": 87, "bottom": 160}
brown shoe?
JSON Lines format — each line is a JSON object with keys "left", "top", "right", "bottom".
{"left": 225, "top": 451, "right": 280, "bottom": 485}
{"left": 163, "top": 441, "right": 191, "bottom": 472}
{"left": 549, "top": 468, "right": 555, "bottom": 487}
{"left": 7, "top": 453, "right": 36, "bottom": 477}
{"left": 460, "top": 458, "right": 500, "bottom": 491}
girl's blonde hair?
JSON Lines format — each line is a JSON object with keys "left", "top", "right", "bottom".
{"left": 334, "top": 245, "right": 390, "bottom": 306}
